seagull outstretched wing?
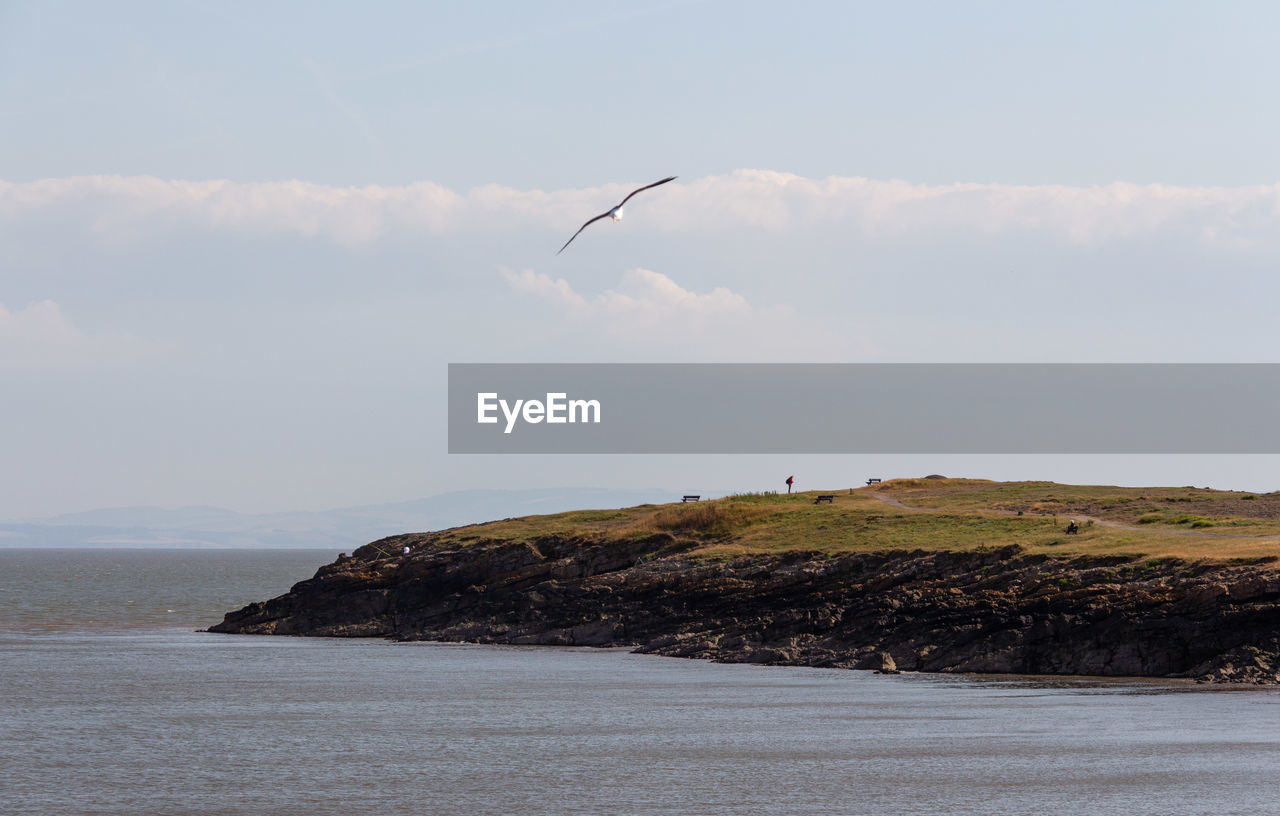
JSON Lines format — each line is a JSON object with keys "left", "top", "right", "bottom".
{"left": 558, "top": 211, "right": 613, "bottom": 255}
{"left": 556, "top": 175, "right": 678, "bottom": 254}
{"left": 617, "top": 175, "right": 677, "bottom": 208}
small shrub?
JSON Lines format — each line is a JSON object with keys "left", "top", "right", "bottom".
{"left": 727, "top": 491, "right": 777, "bottom": 501}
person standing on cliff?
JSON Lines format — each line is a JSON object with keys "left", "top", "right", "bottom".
{"left": 786, "top": 475, "right": 794, "bottom": 494}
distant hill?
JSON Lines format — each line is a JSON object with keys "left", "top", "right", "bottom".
{"left": 0, "top": 487, "right": 703, "bottom": 549}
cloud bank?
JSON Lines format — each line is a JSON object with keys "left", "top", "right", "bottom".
{"left": 500, "top": 267, "right": 869, "bottom": 360}
{"left": 4, "top": 172, "right": 1280, "bottom": 249}
{"left": 502, "top": 267, "right": 750, "bottom": 320}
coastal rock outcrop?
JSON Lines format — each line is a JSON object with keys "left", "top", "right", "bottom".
{"left": 210, "top": 533, "right": 1280, "bottom": 683}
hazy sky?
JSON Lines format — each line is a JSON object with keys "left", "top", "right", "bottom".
{"left": 3, "top": 1, "right": 1280, "bottom": 517}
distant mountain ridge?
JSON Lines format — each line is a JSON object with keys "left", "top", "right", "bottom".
{"left": 1, "top": 487, "right": 698, "bottom": 549}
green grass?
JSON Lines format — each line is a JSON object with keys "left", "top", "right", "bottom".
{"left": 871, "top": 478, "right": 1280, "bottom": 537}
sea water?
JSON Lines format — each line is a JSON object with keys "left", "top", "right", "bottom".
{"left": 1, "top": 548, "right": 1277, "bottom": 816}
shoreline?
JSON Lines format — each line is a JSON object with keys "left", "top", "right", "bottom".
{"left": 202, "top": 629, "right": 1272, "bottom": 690}
{"left": 211, "top": 535, "right": 1280, "bottom": 686}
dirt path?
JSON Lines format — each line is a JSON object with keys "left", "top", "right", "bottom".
{"left": 866, "top": 491, "right": 1279, "bottom": 541}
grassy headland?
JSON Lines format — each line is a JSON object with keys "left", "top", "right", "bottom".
{"left": 216, "top": 477, "right": 1280, "bottom": 683}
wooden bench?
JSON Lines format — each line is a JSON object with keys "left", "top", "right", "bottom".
{"left": 682, "top": 495, "right": 700, "bottom": 503}
{"left": 866, "top": 478, "right": 882, "bottom": 485}
{"left": 814, "top": 494, "right": 835, "bottom": 504}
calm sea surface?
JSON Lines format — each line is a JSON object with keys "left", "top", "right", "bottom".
{"left": 1, "top": 548, "right": 1277, "bottom": 816}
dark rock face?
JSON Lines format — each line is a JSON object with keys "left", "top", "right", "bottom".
{"left": 209, "top": 534, "right": 1280, "bottom": 684}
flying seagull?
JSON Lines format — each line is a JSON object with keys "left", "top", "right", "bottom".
{"left": 557, "top": 176, "right": 677, "bottom": 254}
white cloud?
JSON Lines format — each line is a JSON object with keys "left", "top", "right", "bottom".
{"left": 4, "top": 172, "right": 1280, "bottom": 250}
{"left": 500, "top": 267, "right": 868, "bottom": 360}
{"left": 0, "top": 300, "right": 167, "bottom": 369}
{"left": 0, "top": 176, "right": 463, "bottom": 245}
{"left": 500, "top": 268, "right": 590, "bottom": 310}
{"left": 503, "top": 267, "right": 749, "bottom": 319}
{"left": 653, "top": 172, "right": 1280, "bottom": 249}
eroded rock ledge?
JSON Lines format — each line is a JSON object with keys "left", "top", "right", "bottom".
{"left": 210, "top": 533, "right": 1280, "bottom": 684}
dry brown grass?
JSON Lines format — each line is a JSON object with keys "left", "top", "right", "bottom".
{"left": 404, "top": 481, "right": 1280, "bottom": 566}
{"left": 651, "top": 502, "right": 728, "bottom": 535}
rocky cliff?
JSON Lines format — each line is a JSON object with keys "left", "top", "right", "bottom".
{"left": 210, "top": 530, "right": 1280, "bottom": 684}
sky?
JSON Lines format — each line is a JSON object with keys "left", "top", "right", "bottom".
{"left": 3, "top": 0, "right": 1280, "bottom": 518}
